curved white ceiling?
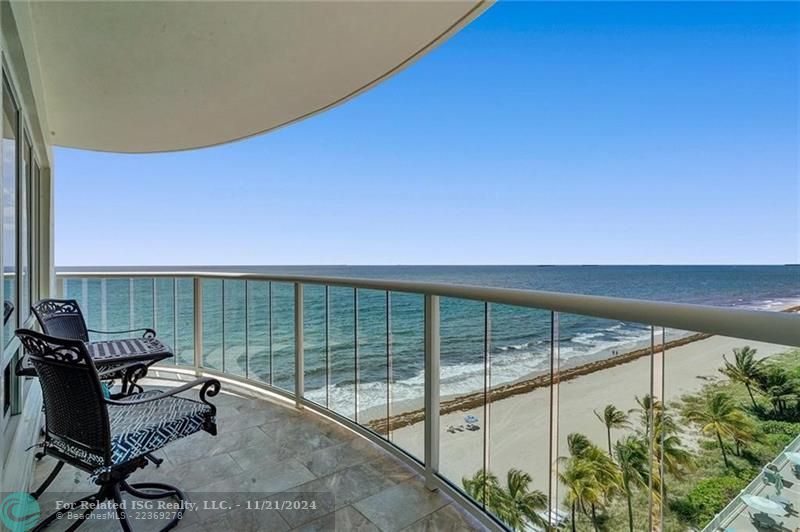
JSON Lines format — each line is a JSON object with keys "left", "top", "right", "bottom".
{"left": 24, "top": 1, "right": 490, "bottom": 153}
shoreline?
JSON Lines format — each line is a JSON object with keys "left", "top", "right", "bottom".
{"left": 367, "top": 304, "right": 800, "bottom": 433}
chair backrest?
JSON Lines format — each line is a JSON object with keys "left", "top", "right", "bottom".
{"left": 32, "top": 299, "right": 90, "bottom": 342}
{"left": 16, "top": 329, "right": 111, "bottom": 470}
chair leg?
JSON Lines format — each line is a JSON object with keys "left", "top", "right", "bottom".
{"left": 145, "top": 452, "right": 164, "bottom": 467}
{"left": 120, "top": 481, "right": 186, "bottom": 531}
{"left": 31, "top": 460, "right": 65, "bottom": 499}
{"left": 32, "top": 470, "right": 185, "bottom": 532}
{"left": 64, "top": 502, "right": 97, "bottom": 532}
{"left": 32, "top": 493, "right": 99, "bottom": 531}
{"left": 111, "top": 484, "right": 133, "bottom": 532}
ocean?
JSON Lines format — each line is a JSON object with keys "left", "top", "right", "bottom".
{"left": 60, "top": 265, "right": 800, "bottom": 417}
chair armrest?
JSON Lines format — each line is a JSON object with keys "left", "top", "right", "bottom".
{"left": 87, "top": 328, "right": 157, "bottom": 339}
{"left": 105, "top": 377, "right": 221, "bottom": 413}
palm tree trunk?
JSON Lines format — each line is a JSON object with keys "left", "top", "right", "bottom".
{"left": 607, "top": 427, "right": 612, "bottom": 456}
{"left": 571, "top": 502, "right": 576, "bottom": 532}
{"left": 591, "top": 503, "right": 599, "bottom": 532}
{"left": 745, "top": 384, "right": 757, "bottom": 409}
{"left": 716, "top": 430, "right": 729, "bottom": 466}
{"left": 625, "top": 483, "right": 634, "bottom": 532}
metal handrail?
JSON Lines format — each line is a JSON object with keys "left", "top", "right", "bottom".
{"left": 56, "top": 270, "right": 800, "bottom": 347}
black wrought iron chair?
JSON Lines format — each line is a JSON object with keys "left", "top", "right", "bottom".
{"left": 29, "top": 298, "right": 170, "bottom": 469}
{"left": 17, "top": 329, "right": 220, "bottom": 531}
{"left": 32, "top": 298, "right": 156, "bottom": 342}
{"left": 4, "top": 300, "right": 13, "bottom": 324}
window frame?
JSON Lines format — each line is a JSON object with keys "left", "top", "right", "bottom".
{"left": 0, "top": 64, "right": 42, "bottom": 435}
{"left": 18, "top": 130, "right": 32, "bottom": 325}
{"left": 1, "top": 70, "right": 19, "bottom": 353}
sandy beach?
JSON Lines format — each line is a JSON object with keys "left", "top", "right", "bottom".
{"left": 389, "top": 334, "right": 792, "bottom": 493}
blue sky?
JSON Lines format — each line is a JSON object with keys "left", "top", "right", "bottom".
{"left": 55, "top": 1, "right": 799, "bottom": 266}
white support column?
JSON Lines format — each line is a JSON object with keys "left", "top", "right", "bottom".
{"left": 38, "top": 166, "right": 54, "bottom": 298}
{"left": 294, "top": 283, "right": 304, "bottom": 409}
{"left": 424, "top": 294, "right": 440, "bottom": 490}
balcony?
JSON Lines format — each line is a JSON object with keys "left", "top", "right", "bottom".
{"left": 32, "top": 382, "right": 484, "bottom": 531}
{"left": 39, "top": 270, "right": 800, "bottom": 531}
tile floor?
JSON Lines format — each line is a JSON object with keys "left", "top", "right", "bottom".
{"left": 29, "top": 384, "right": 489, "bottom": 532}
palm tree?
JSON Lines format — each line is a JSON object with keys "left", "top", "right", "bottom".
{"left": 651, "top": 407, "right": 694, "bottom": 480}
{"left": 755, "top": 366, "right": 799, "bottom": 416}
{"left": 594, "top": 404, "right": 631, "bottom": 455}
{"left": 462, "top": 469, "right": 547, "bottom": 531}
{"left": 559, "top": 433, "right": 621, "bottom": 530}
{"left": 720, "top": 346, "right": 764, "bottom": 408}
{"left": 658, "top": 428, "right": 694, "bottom": 480}
{"left": 463, "top": 469, "right": 502, "bottom": 507}
{"left": 566, "top": 432, "right": 594, "bottom": 458}
{"left": 630, "top": 394, "right": 661, "bottom": 435}
{"left": 683, "top": 392, "right": 753, "bottom": 466}
{"left": 564, "top": 433, "right": 620, "bottom": 499}
{"left": 503, "top": 469, "right": 548, "bottom": 530}
{"left": 731, "top": 423, "right": 757, "bottom": 456}
{"left": 559, "top": 459, "right": 603, "bottom": 532}
{"left": 614, "top": 435, "right": 649, "bottom": 532}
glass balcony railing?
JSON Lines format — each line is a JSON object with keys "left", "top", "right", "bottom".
{"left": 56, "top": 271, "right": 800, "bottom": 531}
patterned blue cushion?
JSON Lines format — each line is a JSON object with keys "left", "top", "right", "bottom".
{"left": 105, "top": 390, "right": 214, "bottom": 470}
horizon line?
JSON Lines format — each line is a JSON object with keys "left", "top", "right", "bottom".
{"left": 54, "top": 263, "right": 800, "bottom": 269}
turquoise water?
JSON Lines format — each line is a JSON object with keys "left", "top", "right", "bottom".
{"left": 60, "top": 265, "right": 800, "bottom": 416}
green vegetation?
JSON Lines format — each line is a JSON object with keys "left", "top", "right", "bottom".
{"left": 683, "top": 392, "right": 754, "bottom": 466}
{"left": 594, "top": 404, "right": 630, "bottom": 456}
{"left": 462, "top": 468, "right": 548, "bottom": 530}
{"left": 461, "top": 347, "right": 800, "bottom": 531}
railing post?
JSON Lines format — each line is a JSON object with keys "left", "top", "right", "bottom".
{"left": 193, "top": 277, "right": 203, "bottom": 376}
{"left": 424, "top": 294, "right": 440, "bottom": 490}
{"left": 548, "top": 311, "right": 560, "bottom": 525}
{"left": 295, "top": 282, "right": 304, "bottom": 409}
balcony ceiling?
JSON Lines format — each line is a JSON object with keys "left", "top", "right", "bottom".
{"left": 23, "top": 1, "right": 490, "bottom": 153}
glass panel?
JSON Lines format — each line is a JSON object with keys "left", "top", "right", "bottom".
{"left": 105, "top": 278, "right": 131, "bottom": 332}
{"left": 662, "top": 331, "right": 799, "bottom": 530}
{"left": 18, "top": 138, "right": 30, "bottom": 323}
{"left": 357, "top": 289, "right": 388, "bottom": 435}
{"left": 303, "top": 284, "right": 326, "bottom": 406}
{"left": 64, "top": 278, "right": 82, "bottom": 301}
{"left": 271, "top": 282, "right": 295, "bottom": 393}
{"left": 556, "top": 314, "right": 653, "bottom": 531}
{"left": 387, "top": 292, "right": 425, "bottom": 461}
{"left": 84, "top": 279, "right": 102, "bottom": 333}
{"left": 329, "top": 286, "right": 356, "bottom": 419}
{"left": 155, "top": 278, "right": 176, "bottom": 354}
{"left": 131, "top": 278, "right": 154, "bottom": 331}
{"left": 486, "top": 304, "right": 553, "bottom": 528}
{"left": 246, "top": 281, "right": 270, "bottom": 383}
{"left": 175, "top": 278, "right": 194, "bottom": 366}
{"left": 2, "top": 76, "right": 17, "bottom": 344}
{"left": 223, "top": 280, "right": 246, "bottom": 377}
{"left": 201, "top": 279, "right": 222, "bottom": 370}
{"left": 439, "top": 297, "right": 485, "bottom": 494}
